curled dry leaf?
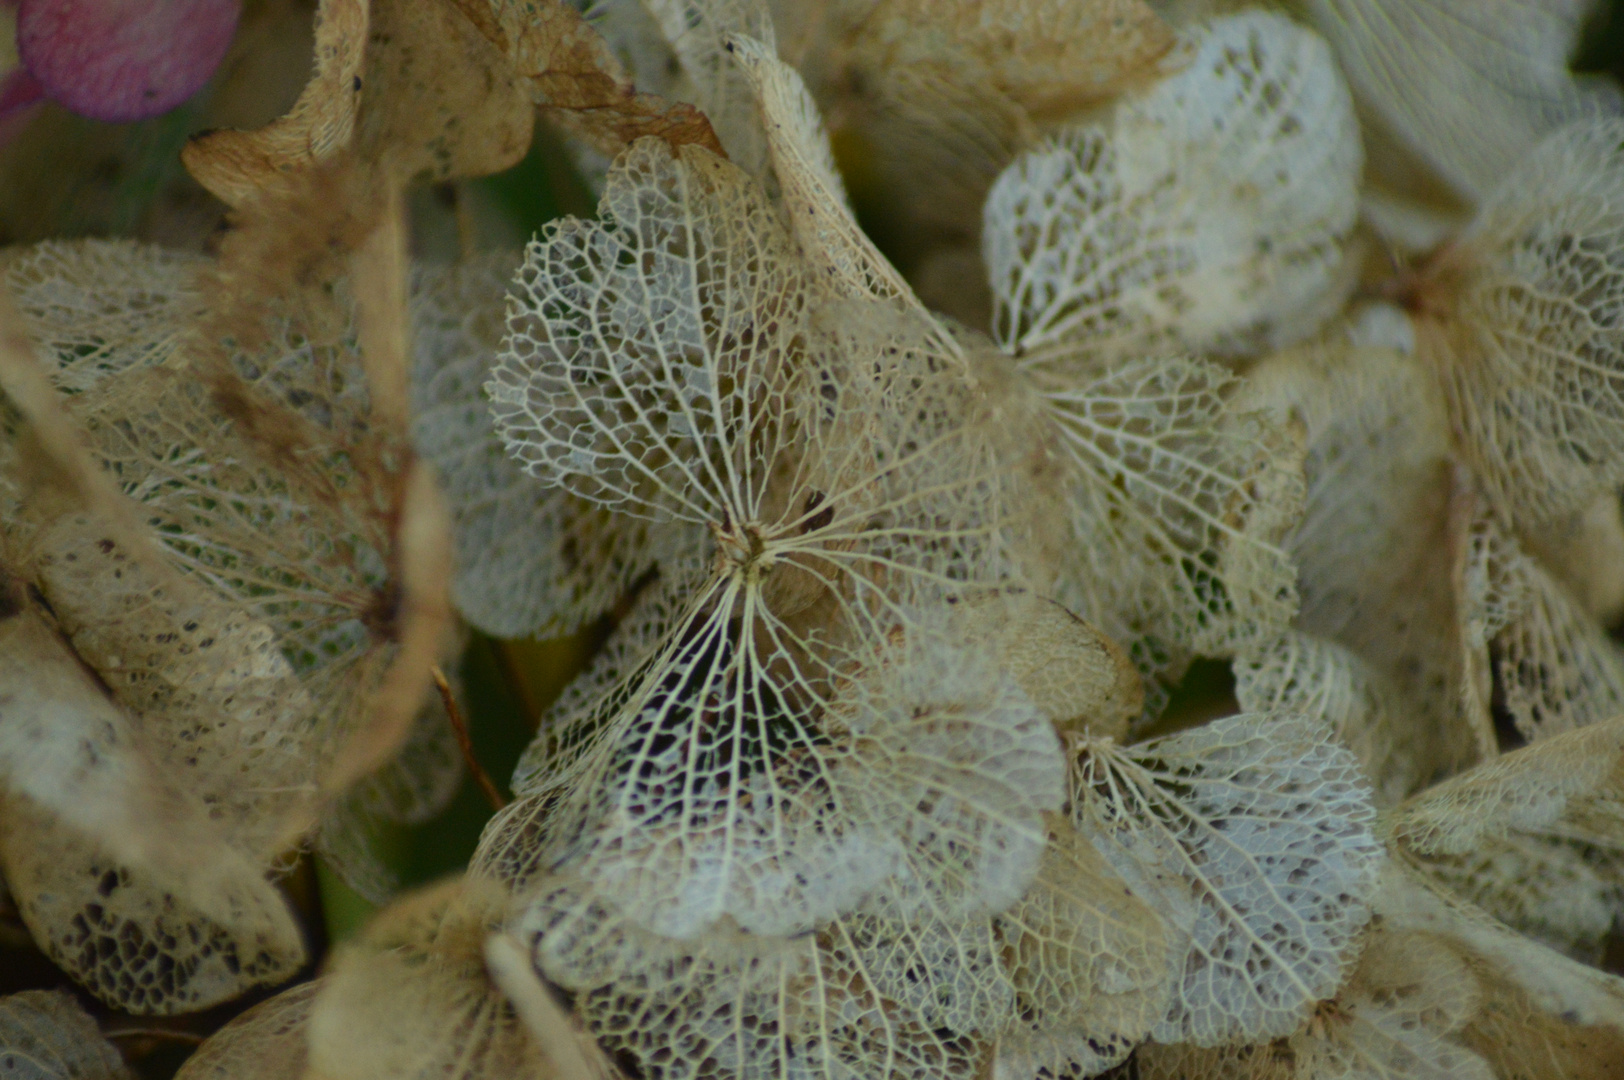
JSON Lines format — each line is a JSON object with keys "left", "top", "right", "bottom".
{"left": 1074, "top": 712, "right": 1384, "bottom": 1046}
{"left": 0, "top": 989, "right": 133, "bottom": 1080}
{"left": 983, "top": 11, "right": 1363, "bottom": 361}
{"left": 1414, "top": 117, "right": 1624, "bottom": 532}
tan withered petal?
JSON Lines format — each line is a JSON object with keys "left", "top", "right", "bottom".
{"left": 302, "top": 878, "right": 548, "bottom": 1080}
{"left": 1387, "top": 716, "right": 1624, "bottom": 958}
{"left": 1234, "top": 631, "right": 1420, "bottom": 807}
{"left": 1373, "top": 861, "right": 1624, "bottom": 1079}
{"left": 173, "top": 981, "right": 319, "bottom": 1080}
{"left": 1243, "top": 334, "right": 1491, "bottom": 792}
{"left": 0, "top": 990, "right": 134, "bottom": 1080}
{"left": 0, "top": 571, "right": 307, "bottom": 1013}
{"left": 1138, "top": 927, "right": 1495, "bottom": 1080}
{"left": 947, "top": 593, "right": 1144, "bottom": 744}
{"left": 499, "top": 870, "right": 1002, "bottom": 1080}
{"left": 1456, "top": 502, "right": 1624, "bottom": 744}
{"left": 448, "top": 0, "right": 724, "bottom": 159}
{"left": 1073, "top": 713, "right": 1383, "bottom": 1046}
{"left": 185, "top": 0, "right": 532, "bottom": 207}
{"left": 409, "top": 252, "right": 700, "bottom": 640}
{"left": 990, "top": 818, "right": 1173, "bottom": 1080}
{"left": 780, "top": 0, "right": 1172, "bottom": 255}
{"left": 181, "top": 0, "right": 366, "bottom": 206}
{"left": 1301, "top": 0, "right": 1612, "bottom": 204}
{"left": 5, "top": 241, "right": 206, "bottom": 393}
{"left": 983, "top": 12, "right": 1363, "bottom": 361}
{"left": 1414, "top": 117, "right": 1624, "bottom": 532}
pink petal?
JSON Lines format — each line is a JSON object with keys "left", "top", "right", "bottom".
{"left": 17, "top": 0, "right": 240, "bottom": 123}
{"left": 0, "top": 65, "right": 42, "bottom": 113}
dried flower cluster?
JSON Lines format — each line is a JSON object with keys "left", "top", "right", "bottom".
{"left": 3, "top": 0, "right": 1624, "bottom": 1079}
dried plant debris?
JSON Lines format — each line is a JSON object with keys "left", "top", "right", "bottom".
{"left": 1301, "top": 0, "right": 1612, "bottom": 204}
{"left": 172, "top": 981, "right": 319, "bottom": 1080}
{"left": 0, "top": 990, "right": 133, "bottom": 1080}
{"left": 1387, "top": 716, "right": 1624, "bottom": 961}
{"left": 1413, "top": 116, "right": 1624, "bottom": 533}
{"left": 302, "top": 878, "right": 550, "bottom": 1080}
{"left": 984, "top": 11, "right": 1363, "bottom": 361}
{"left": 1072, "top": 712, "right": 1383, "bottom": 1045}
{"left": 1244, "top": 335, "right": 1488, "bottom": 790}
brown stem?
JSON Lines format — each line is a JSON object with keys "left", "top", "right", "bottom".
{"left": 433, "top": 665, "right": 507, "bottom": 811}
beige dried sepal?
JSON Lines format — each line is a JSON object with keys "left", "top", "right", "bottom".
{"left": 409, "top": 253, "right": 689, "bottom": 639}
{"left": 1373, "top": 861, "right": 1624, "bottom": 1078}
{"left": 984, "top": 11, "right": 1363, "bottom": 360}
{"left": 639, "top": 0, "right": 773, "bottom": 175}
{"left": 1137, "top": 927, "right": 1495, "bottom": 1080}
{"left": 1234, "top": 631, "right": 1422, "bottom": 807}
{"left": 502, "top": 872, "right": 1000, "bottom": 1080}
{"left": 185, "top": 0, "right": 532, "bottom": 207}
{"left": 172, "top": 981, "right": 319, "bottom": 1080}
{"left": 729, "top": 36, "right": 922, "bottom": 308}
{"left": 1302, "top": 0, "right": 1609, "bottom": 203}
{"left": 5, "top": 241, "right": 206, "bottom": 394}
{"left": 451, "top": 0, "right": 724, "bottom": 159}
{"left": 1415, "top": 117, "right": 1624, "bottom": 531}
{"left": 982, "top": 344, "right": 1305, "bottom": 706}
{"left": 1246, "top": 333, "right": 1493, "bottom": 783}
{"left": 1074, "top": 712, "right": 1384, "bottom": 1046}
{"left": 303, "top": 878, "right": 546, "bottom": 1080}
{"left": 0, "top": 990, "right": 133, "bottom": 1080}
{"left": 1387, "top": 715, "right": 1624, "bottom": 957}
{"left": 1456, "top": 503, "right": 1624, "bottom": 743}
{"left": 990, "top": 819, "right": 1173, "bottom": 1080}
{"left": 948, "top": 593, "right": 1144, "bottom": 743}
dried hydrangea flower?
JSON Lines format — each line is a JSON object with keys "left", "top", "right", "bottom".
{"left": 1412, "top": 117, "right": 1624, "bottom": 534}
{"left": 983, "top": 12, "right": 1363, "bottom": 361}
{"left": 0, "top": 990, "right": 133, "bottom": 1080}
{"left": 1072, "top": 712, "right": 1384, "bottom": 1045}
{"left": 1137, "top": 927, "right": 1496, "bottom": 1080}
{"left": 1301, "top": 0, "right": 1611, "bottom": 204}
{"left": 1387, "top": 715, "right": 1624, "bottom": 962}
{"left": 1242, "top": 333, "right": 1489, "bottom": 793}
